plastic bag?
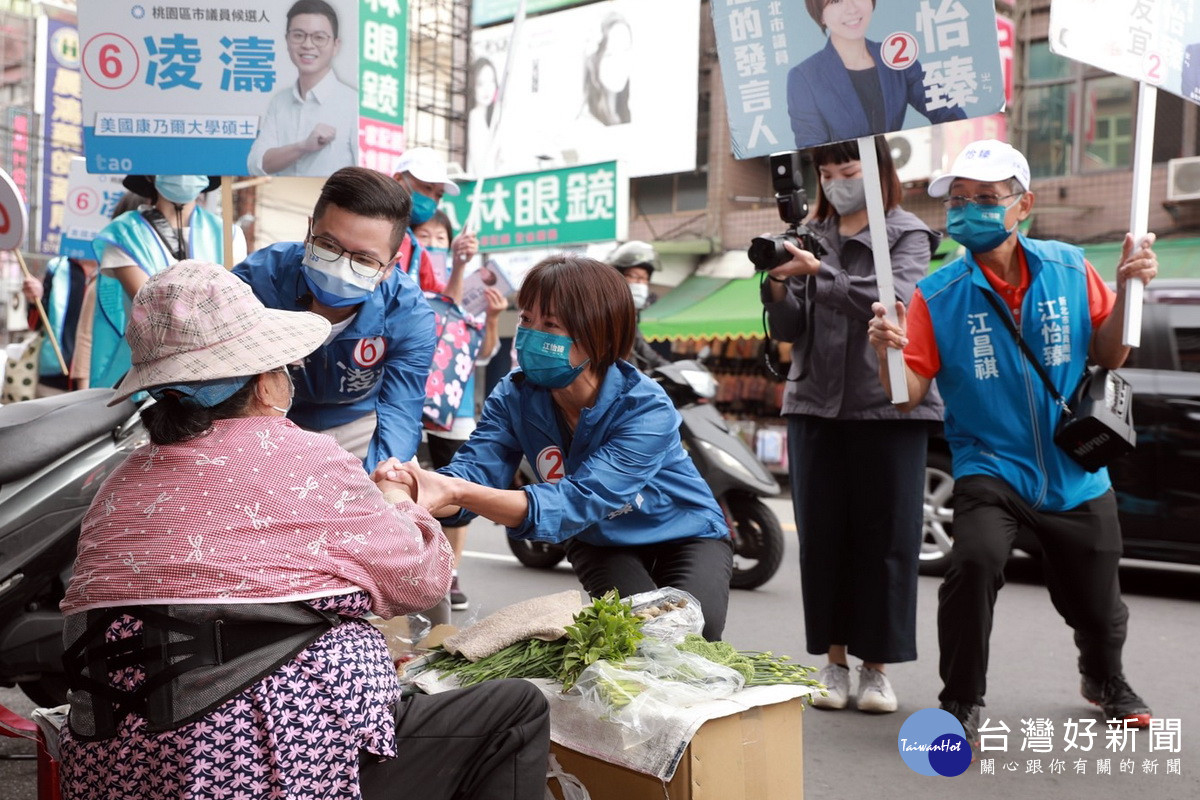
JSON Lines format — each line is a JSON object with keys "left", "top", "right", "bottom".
{"left": 545, "top": 753, "right": 592, "bottom": 800}
{"left": 571, "top": 640, "right": 745, "bottom": 749}
{"left": 627, "top": 586, "right": 704, "bottom": 643}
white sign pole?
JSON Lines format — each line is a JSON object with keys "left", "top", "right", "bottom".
{"left": 465, "top": 0, "right": 529, "bottom": 234}
{"left": 857, "top": 136, "right": 908, "bottom": 405}
{"left": 1123, "top": 83, "right": 1156, "bottom": 348}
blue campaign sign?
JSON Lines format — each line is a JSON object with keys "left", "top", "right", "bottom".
{"left": 712, "top": 0, "right": 1006, "bottom": 158}
{"left": 1050, "top": 0, "right": 1200, "bottom": 105}
{"left": 78, "top": 1, "right": 363, "bottom": 176}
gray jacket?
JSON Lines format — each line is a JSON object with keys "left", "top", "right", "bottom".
{"left": 761, "top": 207, "right": 943, "bottom": 422}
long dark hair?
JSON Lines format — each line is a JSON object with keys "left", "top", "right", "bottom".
{"left": 141, "top": 378, "right": 258, "bottom": 445}
{"left": 470, "top": 58, "right": 498, "bottom": 128}
{"left": 583, "top": 14, "right": 631, "bottom": 126}
{"left": 810, "top": 135, "right": 901, "bottom": 221}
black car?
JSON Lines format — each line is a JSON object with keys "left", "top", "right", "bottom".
{"left": 919, "top": 282, "right": 1200, "bottom": 574}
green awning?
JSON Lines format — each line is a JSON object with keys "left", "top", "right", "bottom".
{"left": 640, "top": 274, "right": 730, "bottom": 324}
{"left": 641, "top": 276, "right": 767, "bottom": 341}
{"left": 1080, "top": 236, "right": 1200, "bottom": 280}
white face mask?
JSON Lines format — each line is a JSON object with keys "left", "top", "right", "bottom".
{"left": 270, "top": 368, "right": 295, "bottom": 415}
{"left": 628, "top": 282, "right": 650, "bottom": 310}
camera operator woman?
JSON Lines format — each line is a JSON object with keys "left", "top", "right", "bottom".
{"left": 761, "top": 136, "right": 942, "bottom": 713}
{"left": 383, "top": 255, "right": 733, "bottom": 640}
{"left": 58, "top": 261, "right": 550, "bottom": 800}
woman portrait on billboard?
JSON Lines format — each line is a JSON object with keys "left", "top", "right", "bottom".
{"left": 787, "top": 0, "right": 965, "bottom": 148}
{"left": 578, "top": 12, "right": 633, "bottom": 127}
{"left": 467, "top": 57, "right": 500, "bottom": 177}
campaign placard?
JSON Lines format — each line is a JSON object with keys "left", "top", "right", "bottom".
{"left": 58, "top": 157, "right": 128, "bottom": 260}
{"left": 77, "top": 1, "right": 406, "bottom": 177}
{"left": 711, "top": 0, "right": 1007, "bottom": 157}
{"left": 1049, "top": 0, "right": 1199, "bottom": 105}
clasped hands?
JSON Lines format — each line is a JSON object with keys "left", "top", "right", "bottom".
{"left": 371, "top": 457, "right": 462, "bottom": 517}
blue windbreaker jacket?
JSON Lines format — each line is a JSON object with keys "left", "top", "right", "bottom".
{"left": 234, "top": 243, "right": 437, "bottom": 465}
{"left": 439, "top": 360, "right": 728, "bottom": 547}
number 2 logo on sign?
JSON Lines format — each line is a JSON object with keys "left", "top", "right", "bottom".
{"left": 536, "top": 446, "right": 566, "bottom": 484}
{"left": 353, "top": 337, "right": 386, "bottom": 368}
{"left": 881, "top": 32, "right": 919, "bottom": 70}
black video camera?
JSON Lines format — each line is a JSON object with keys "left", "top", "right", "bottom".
{"left": 747, "top": 151, "right": 827, "bottom": 270}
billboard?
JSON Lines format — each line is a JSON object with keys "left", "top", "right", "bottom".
{"left": 59, "top": 157, "right": 128, "bottom": 260}
{"left": 711, "top": 0, "right": 1006, "bottom": 157}
{"left": 468, "top": 0, "right": 699, "bottom": 179}
{"left": 77, "top": 1, "right": 406, "bottom": 177}
{"left": 442, "top": 161, "right": 627, "bottom": 252}
{"left": 1050, "top": 0, "right": 1200, "bottom": 105}
{"left": 36, "top": 15, "right": 83, "bottom": 256}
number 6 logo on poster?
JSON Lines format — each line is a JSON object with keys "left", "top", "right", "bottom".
{"left": 82, "top": 33, "right": 139, "bottom": 90}
{"left": 536, "top": 446, "right": 566, "bottom": 484}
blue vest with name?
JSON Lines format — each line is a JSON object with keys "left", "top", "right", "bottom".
{"left": 918, "top": 235, "right": 1111, "bottom": 511}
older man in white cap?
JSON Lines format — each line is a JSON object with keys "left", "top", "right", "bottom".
{"left": 391, "top": 146, "right": 478, "bottom": 292}
{"left": 867, "top": 139, "right": 1160, "bottom": 753}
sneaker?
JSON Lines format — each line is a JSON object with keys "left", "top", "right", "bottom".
{"left": 811, "top": 663, "right": 850, "bottom": 710}
{"left": 940, "top": 700, "right": 980, "bottom": 758}
{"left": 1081, "top": 673, "right": 1152, "bottom": 728}
{"left": 449, "top": 575, "right": 469, "bottom": 611}
{"left": 855, "top": 666, "right": 898, "bottom": 713}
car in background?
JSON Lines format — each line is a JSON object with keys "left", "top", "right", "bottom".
{"left": 919, "top": 279, "right": 1200, "bottom": 574}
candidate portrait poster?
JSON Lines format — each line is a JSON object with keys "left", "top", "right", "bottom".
{"left": 712, "top": 0, "right": 1007, "bottom": 158}
{"left": 78, "top": 1, "right": 406, "bottom": 178}
{"left": 468, "top": 0, "right": 699, "bottom": 180}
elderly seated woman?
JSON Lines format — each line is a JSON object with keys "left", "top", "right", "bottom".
{"left": 57, "top": 260, "right": 549, "bottom": 800}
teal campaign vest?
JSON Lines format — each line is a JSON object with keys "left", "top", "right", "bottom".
{"left": 89, "top": 208, "right": 225, "bottom": 389}
{"left": 38, "top": 257, "right": 72, "bottom": 377}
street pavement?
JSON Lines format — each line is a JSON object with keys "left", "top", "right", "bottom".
{"left": 3, "top": 495, "right": 1198, "bottom": 799}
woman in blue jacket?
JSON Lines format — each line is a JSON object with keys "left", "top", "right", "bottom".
{"left": 788, "top": 0, "right": 965, "bottom": 148}
{"left": 385, "top": 256, "right": 733, "bottom": 639}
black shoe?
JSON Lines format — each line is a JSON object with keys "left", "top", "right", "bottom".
{"left": 1081, "top": 673, "right": 1152, "bottom": 728}
{"left": 940, "top": 700, "right": 980, "bottom": 757}
{"left": 449, "top": 575, "right": 469, "bottom": 611}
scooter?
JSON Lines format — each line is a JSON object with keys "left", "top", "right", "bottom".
{"left": 0, "top": 389, "right": 147, "bottom": 706}
{"left": 507, "top": 359, "right": 786, "bottom": 590}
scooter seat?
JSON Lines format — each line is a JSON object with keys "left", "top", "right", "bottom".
{"left": 0, "top": 389, "right": 137, "bottom": 485}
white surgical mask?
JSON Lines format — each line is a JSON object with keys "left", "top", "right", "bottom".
{"left": 628, "top": 282, "right": 650, "bottom": 310}
{"left": 270, "top": 367, "right": 295, "bottom": 415}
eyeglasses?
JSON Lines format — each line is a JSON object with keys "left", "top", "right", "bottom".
{"left": 286, "top": 30, "right": 333, "bottom": 47}
{"left": 941, "top": 192, "right": 1024, "bottom": 210}
{"left": 306, "top": 225, "right": 389, "bottom": 278}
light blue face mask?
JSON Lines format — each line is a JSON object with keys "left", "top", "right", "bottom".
{"left": 409, "top": 191, "right": 438, "bottom": 226}
{"left": 515, "top": 326, "right": 589, "bottom": 389}
{"left": 154, "top": 175, "right": 211, "bottom": 204}
{"left": 946, "top": 197, "right": 1021, "bottom": 254}
{"left": 300, "top": 243, "right": 379, "bottom": 308}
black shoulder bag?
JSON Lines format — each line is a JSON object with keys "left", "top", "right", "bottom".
{"left": 979, "top": 290, "right": 1136, "bottom": 472}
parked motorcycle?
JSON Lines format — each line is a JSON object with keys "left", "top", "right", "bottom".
{"left": 0, "top": 389, "right": 147, "bottom": 706}
{"left": 508, "top": 359, "right": 786, "bottom": 590}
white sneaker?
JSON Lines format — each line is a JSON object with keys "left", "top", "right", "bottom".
{"left": 811, "top": 663, "right": 850, "bottom": 710}
{"left": 856, "top": 666, "right": 898, "bottom": 713}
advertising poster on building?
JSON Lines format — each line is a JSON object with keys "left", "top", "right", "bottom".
{"left": 442, "top": 161, "right": 627, "bottom": 253}
{"left": 36, "top": 14, "right": 82, "bottom": 256}
{"left": 472, "top": 0, "right": 588, "bottom": 28}
{"left": 1050, "top": 0, "right": 1199, "bottom": 105}
{"left": 468, "top": 0, "right": 699, "bottom": 179}
{"left": 77, "top": 1, "right": 406, "bottom": 178}
{"left": 711, "top": 0, "right": 1006, "bottom": 157}
{"left": 58, "top": 157, "right": 127, "bottom": 260}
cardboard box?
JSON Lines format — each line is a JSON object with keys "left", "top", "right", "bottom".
{"left": 547, "top": 697, "right": 804, "bottom": 800}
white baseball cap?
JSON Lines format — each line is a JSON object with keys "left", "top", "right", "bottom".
{"left": 393, "top": 146, "right": 461, "bottom": 196}
{"left": 928, "top": 139, "right": 1031, "bottom": 198}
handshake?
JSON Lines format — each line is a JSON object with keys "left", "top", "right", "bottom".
{"left": 371, "top": 458, "right": 462, "bottom": 517}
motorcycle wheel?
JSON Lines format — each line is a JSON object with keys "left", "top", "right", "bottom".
{"left": 19, "top": 673, "right": 70, "bottom": 707}
{"left": 506, "top": 538, "right": 567, "bottom": 569}
{"left": 725, "top": 493, "right": 785, "bottom": 590}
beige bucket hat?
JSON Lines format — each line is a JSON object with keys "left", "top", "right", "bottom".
{"left": 109, "top": 260, "right": 331, "bottom": 405}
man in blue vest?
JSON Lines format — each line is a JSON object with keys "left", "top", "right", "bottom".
{"left": 234, "top": 166, "right": 436, "bottom": 467}
{"left": 867, "top": 140, "right": 1159, "bottom": 752}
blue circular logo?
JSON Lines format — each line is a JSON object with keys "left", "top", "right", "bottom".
{"left": 897, "top": 708, "right": 972, "bottom": 777}
{"left": 131, "top": 5, "right": 146, "bottom": 19}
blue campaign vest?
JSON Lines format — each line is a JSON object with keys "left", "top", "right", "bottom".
{"left": 38, "top": 257, "right": 72, "bottom": 377}
{"left": 919, "top": 235, "right": 1111, "bottom": 511}
{"left": 89, "top": 208, "right": 225, "bottom": 389}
